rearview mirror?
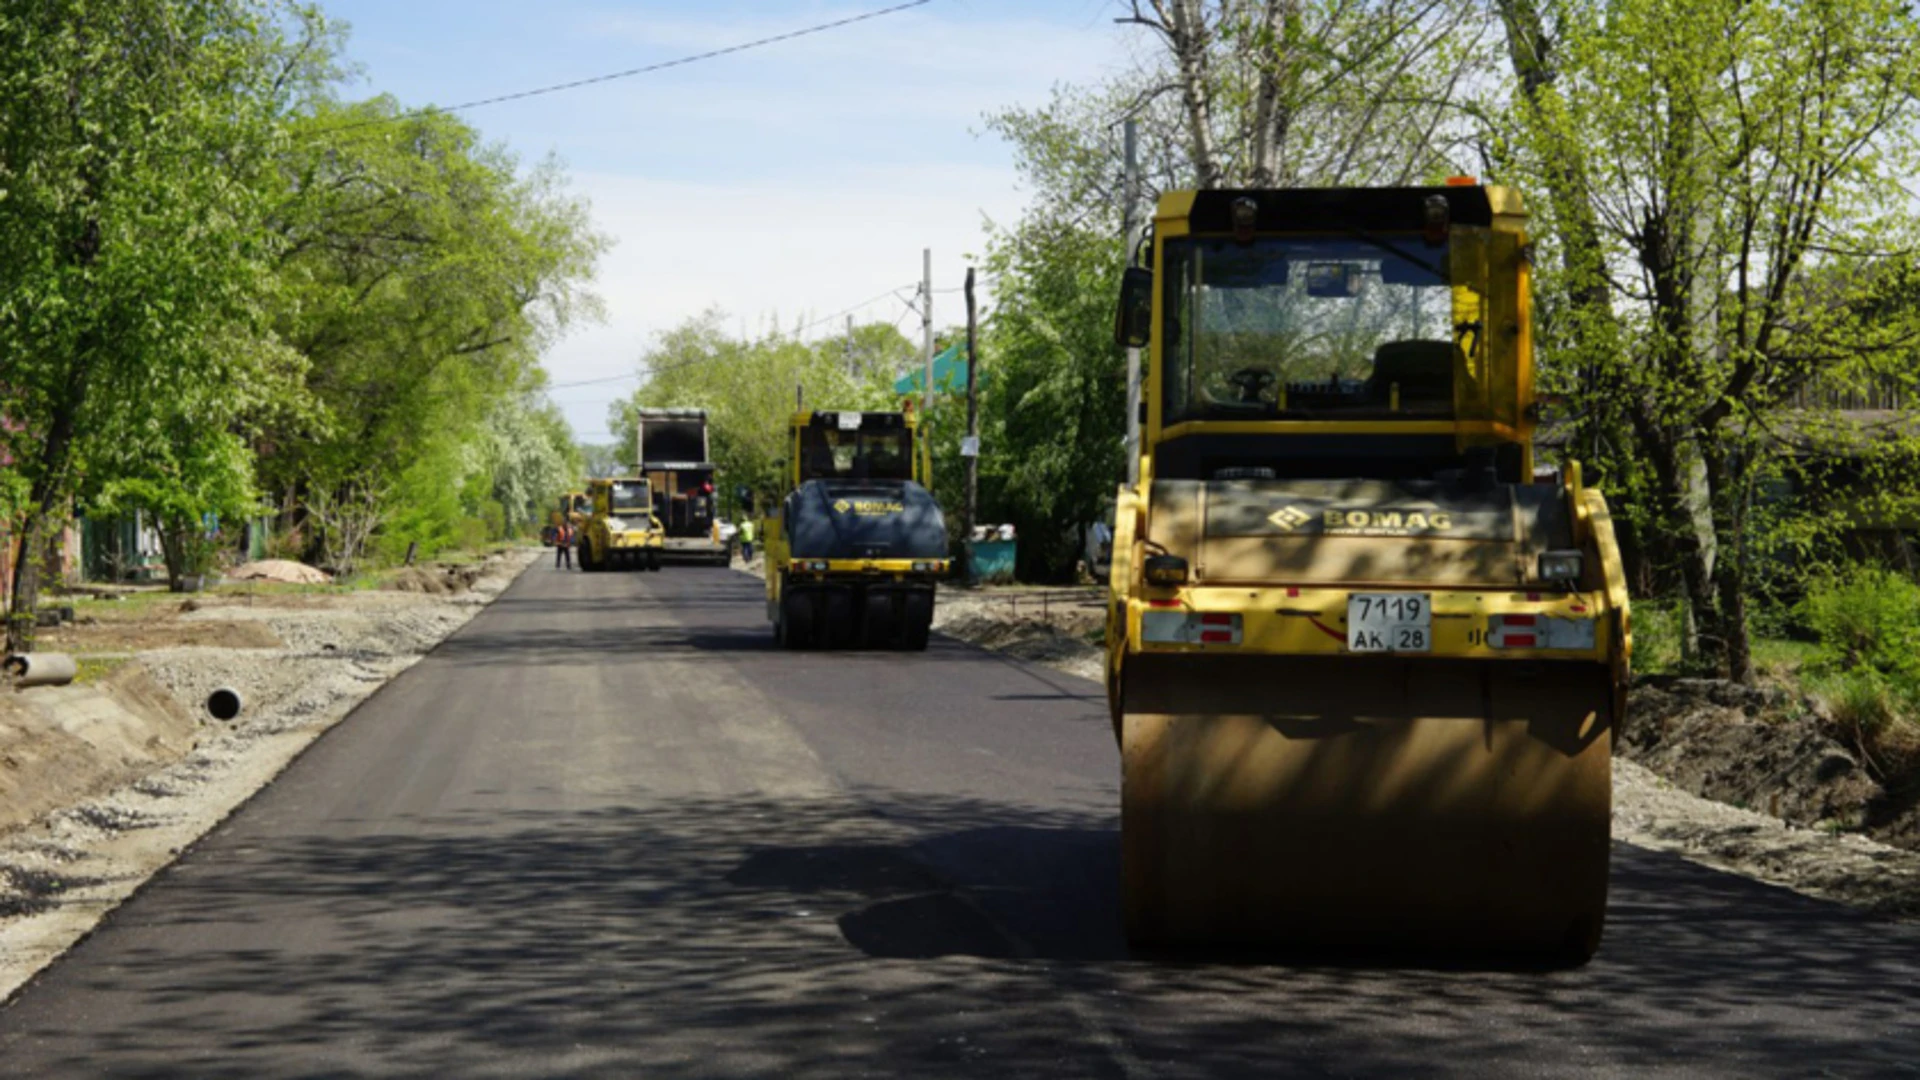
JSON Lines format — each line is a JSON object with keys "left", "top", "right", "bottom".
{"left": 1115, "top": 266, "right": 1153, "bottom": 349}
{"left": 1306, "top": 263, "right": 1361, "bottom": 298}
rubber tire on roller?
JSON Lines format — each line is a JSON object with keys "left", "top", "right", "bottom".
{"left": 901, "top": 589, "right": 933, "bottom": 652}
{"left": 821, "top": 588, "right": 857, "bottom": 649}
{"left": 781, "top": 588, "right": 817, "bottom": 650}
{"left": 862, "top": 590, "right": 899, "bottom": 650}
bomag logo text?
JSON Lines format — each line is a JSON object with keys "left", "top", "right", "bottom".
{"left": 1323, "top": 509, "right": 1453, "bottom": 533}
{"left": 836, "top": 499, "right": 904, "bottom": 515}
{"left": 1267, "top": 505, "right": 1313, "bottom": 531}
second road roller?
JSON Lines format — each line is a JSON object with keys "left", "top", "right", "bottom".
{"left": 1106, "top": 181, "right": 1630, "bottom": 963}
{"left": 762, "top": 405, "right": 950, "bottom": 649}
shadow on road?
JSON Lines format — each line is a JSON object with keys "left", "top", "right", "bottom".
{"left": 7, "top": 788, "right": 1914, "bottom": 1079}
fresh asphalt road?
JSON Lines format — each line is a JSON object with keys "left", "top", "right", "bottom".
{"left": 1, "top": 563, "right": 1916, "bottom": 1078}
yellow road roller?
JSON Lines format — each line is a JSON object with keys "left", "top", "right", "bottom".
{"left": 1107, "top": 182, "right": 1630, "bottom": 963}
{"left": 762, "top": 406, "right": 950, "bottom": 649}
{"left": 579, "top": 476, "right": 665, "bottom": 572}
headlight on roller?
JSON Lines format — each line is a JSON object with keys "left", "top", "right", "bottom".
{"left": 604, "top": 517, "right": 627, "bottom": 533}
{"left": 1538, "top": 550, "right": 1583, "bottom": 583}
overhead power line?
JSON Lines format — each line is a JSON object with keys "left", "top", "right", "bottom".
{"left": 307, "top": 0, "right": 935, "bottom": 140}
{"left": 792, "top": 283, "right": 919, "bottom": 336}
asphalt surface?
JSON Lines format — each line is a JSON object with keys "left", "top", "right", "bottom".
{"left": 1, "top": 562, "right": 1917, "bottom": 1078}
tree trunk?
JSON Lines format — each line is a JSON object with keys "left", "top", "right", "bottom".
{"left": 1638, "top": 422, "right": 1720, "bottom": 668}
{"left": 1702, "top": 444, "right": 1755, "bottom": 682}
{"left": 5, "top": 398, "right": 80, "bottom": 654}
{"left": 1157, "top": 0, "right": 1225, "bottom": 188}
{"left": 1247, "top": 0, "right": 1296, "bottom": 187}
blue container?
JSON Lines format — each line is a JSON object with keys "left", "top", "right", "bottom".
{"left": 967, "top": 540, "right": 1017, "bottom": 585}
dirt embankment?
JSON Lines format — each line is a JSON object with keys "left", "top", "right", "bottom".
{"left": 0, "top": 549, "right": 537, "bottom": 1001}
{"left": 931, "top": 589, "right": 1920, "bottom": 918}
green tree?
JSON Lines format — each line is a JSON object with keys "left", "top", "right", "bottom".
{"left": 480, "top": 393, "right": 579, "bottom": 538}
{"left": 608, "top": 312, "right": 899, "bottom": 513}
{"left": 0, "top": 0, "right": 325, "bottom": 649}
{"left": 1493, "top": 0, "right": 1920, "bottom": 680}
{"left": 260, "top": 97, "right": 607, "bottom": 565}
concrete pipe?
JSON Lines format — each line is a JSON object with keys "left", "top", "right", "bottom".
{"left": 206, "top": 687, "right": 244, "bottom": 722}
{"left": 4, "top": 653, "right": 79, "bottom": 689}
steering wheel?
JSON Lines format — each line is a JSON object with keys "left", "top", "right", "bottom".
{"left": 1226, "top": 367, "right": 1278, "bottom": 404}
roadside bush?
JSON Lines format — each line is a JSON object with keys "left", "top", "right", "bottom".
{"left": 1629, "top": 599, "right": 1686, "bottom": 674}
{"left": 1800, "top": 566, "right": 1920, "bottom": 678}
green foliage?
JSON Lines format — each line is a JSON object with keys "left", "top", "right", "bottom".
{"left": 1629, "top": 600, "right": 1687, "bottom": 675}
{"left": 608, "top": 312, "right": 899, "bottom": 514}
{"left": 260, "top": 96, "right": 605, "bottom": 562}
{"left": 1801, "top": 567, "right": 1920, "bottom": 679}
{"left": 976, "top": 222, "right": 1127, "bottom": 580}
{"left": 1495, "top": 0, "right": 1920, "bottom": 678}
{"left": 0, "top": 0, "right": 323, "bottom": 632}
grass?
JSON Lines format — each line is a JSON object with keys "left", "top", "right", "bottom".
{"left": 72, "top": 655, "right": 133, "bottom": 686}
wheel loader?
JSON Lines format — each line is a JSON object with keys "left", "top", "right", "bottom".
{"left": 1107, "top": 182, "right": 1630, "bottom": 963}
{"left": 763, "top": 406, "right": 950, "bottom": 649}
{"left": 578, "top": 477, "right": 665, "bottom": 572}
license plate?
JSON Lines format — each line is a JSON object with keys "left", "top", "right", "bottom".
{"left": 1347, "top": 593, "right": 1432, "bottom": 653}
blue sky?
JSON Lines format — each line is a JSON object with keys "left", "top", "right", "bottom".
{"left": 316, "top": 0, "right": 1136, "bottom": 442}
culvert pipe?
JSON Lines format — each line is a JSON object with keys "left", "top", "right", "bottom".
{"left": 4, "top": 653, "right": 78, "bottom": 688}
{"left": 206, "top": 687, "right": 244, "bottom": 721}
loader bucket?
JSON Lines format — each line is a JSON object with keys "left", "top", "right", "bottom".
{"left": 1119, "top": 653, "right": 1612, "bottom": 963}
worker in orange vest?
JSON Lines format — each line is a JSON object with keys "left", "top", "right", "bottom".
{"left": 555, "top": 522, "right": 574, "bottom": 569}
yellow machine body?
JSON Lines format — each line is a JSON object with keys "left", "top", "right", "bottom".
{"left": 579, "top": 477, "right": 665, "bottom": 573}
{"left": 763, "top": 407, "right": 950, "bottom": 650}
{"left": 1108, "top": 184, "right": 1629, "bottom": 962}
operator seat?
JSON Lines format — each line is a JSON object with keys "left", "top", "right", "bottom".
{"left": 1367, "top": 340, "right": 1454, "bottom": 411}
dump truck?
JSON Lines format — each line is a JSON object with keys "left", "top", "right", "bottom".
{"left": 577, "top": 476, "right": 665, "bottom": 572}
{"left": 541, "top": 490, "right": 590, "bottom": 546}
{"left": 634, "top": 408, "right": 729, "bottom": 565}
{"left": 1107, "top": 182, "right": 1630, "bottom": 963}
{"left": 763, "top": 407, "right": 950, "bottom": 649}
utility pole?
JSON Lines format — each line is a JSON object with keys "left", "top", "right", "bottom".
{"left": 963, "top": 267, "right": 980, "bottom": 552}
{"left": 1123, "top": 117, "right": 1142, "bottom": 486}
{"left": 921, "top": 247, "right": 934, "bottom": 415}
{"left": 845, "top": 314, "right": 855, "bottom": 377}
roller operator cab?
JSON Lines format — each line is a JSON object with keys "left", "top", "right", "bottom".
{"left": 1109, "top": 184, "right": 1631, "bottom": 964}
{"left": 578, "top": 477, "right": 665, "bottom": 572}
{"left": 763, "top": 408, "right": 950, "bottom": 650}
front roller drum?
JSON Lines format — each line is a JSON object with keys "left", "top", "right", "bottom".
{"left": 1119, "top": 654, "right": 1614, "bottom": 964}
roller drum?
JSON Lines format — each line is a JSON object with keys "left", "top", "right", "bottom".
{"left": 1120, "top": 653, "right": 1612, "bottom": 962}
